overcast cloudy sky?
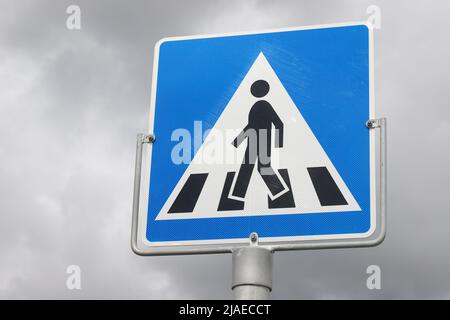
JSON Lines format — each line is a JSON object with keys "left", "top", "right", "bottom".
{"left": 1, "top": 0, "right": 449, "bottom": 299}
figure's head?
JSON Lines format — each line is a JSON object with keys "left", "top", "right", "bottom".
{"left": 251, "top": 80, "right": 270, "bottom": 98}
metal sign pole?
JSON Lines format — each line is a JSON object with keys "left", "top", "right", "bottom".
{"left": 232, "top": 233, "right": 273, "bottom": 300}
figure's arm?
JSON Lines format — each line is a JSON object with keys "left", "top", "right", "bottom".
{"left": 271, "top": 111, "right": 284, "bottom": 148}
{"left": 232, "top": 125, "right": 249, "bottom": 148}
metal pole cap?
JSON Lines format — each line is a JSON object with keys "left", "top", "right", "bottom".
{"left": 232, "top": 246, "right": 273, "bottom": 291}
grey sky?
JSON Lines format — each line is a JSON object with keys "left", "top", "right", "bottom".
{"left": 0, "top": 0, "right": 449, "bottom": 299}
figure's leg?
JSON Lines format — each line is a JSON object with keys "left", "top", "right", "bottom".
{"left": 258, "top": 161, "right": 287, "bottom": 198}
{"left": 231, "top": 147, "right": 256, "bottom": 199}
{"left": 268, "top": 169, "right": 295, "bottom": 209}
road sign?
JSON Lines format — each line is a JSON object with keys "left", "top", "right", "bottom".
{"left": 133, "top": 22, "right": 385, "bottom": 255}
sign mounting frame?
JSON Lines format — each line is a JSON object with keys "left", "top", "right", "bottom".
{"left": 131, "top": 21, "right": 386, "bottom": 256}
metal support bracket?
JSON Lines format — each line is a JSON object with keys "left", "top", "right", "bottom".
{"left": 131, "top": 117, "right": 386, "bottom": 255}
{"left": 366, "top": 118, "right": 382, "bottom": 129}
{"left": 249, "top": 232, "right": 259, "bottom": 246}
{"left": 131, "top": 133, "right": 154, "bottom": 256}
{"left": 142, "top": 134, "right": 155, "bottom": 144}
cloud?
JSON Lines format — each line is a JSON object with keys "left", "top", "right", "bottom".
{"left": 0, "top": 0, "right": 449, "bottom": 299}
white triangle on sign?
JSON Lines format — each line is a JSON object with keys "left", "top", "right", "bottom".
{"left": 156, "top": 52, "right": 361, "bottom": 220}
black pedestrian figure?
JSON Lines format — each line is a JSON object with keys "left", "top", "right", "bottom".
{"left": 230, "top": 80, "right": 287, "bottom": 200}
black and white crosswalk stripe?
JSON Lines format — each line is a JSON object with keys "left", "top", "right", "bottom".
{"left": 168, "top": 173, "right": 208, "bottom": 213}
{"left": 168, "top": 166, "right": 347, "bottom": 214}
{"left": 307, "top": 167, "right": 348, "bottom": 206}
